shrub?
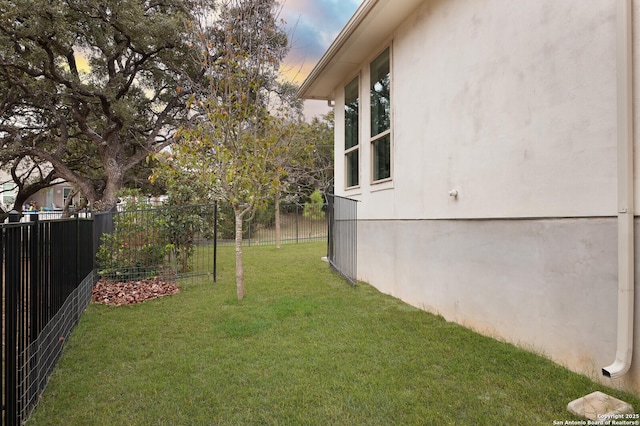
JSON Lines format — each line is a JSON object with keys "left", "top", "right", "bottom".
{"left": 96, "top": 207, "right": 173, "bottom": 281}
{"left": 303, "top": 190, "right": 325, "bottom": 220}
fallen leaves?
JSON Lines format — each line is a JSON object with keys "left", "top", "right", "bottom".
{"left": 92, "top": 278, "right": 179, "bottom": 306}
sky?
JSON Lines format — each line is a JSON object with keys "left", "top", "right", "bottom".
{"left": 279, "top": 0, "right": 363, "bottom": 119}
{"left": 71, "top": 0, "right": 363, "bottom": 120}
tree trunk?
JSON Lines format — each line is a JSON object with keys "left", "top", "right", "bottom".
{"left": 61, "top": 188, "right": 78, "bottom": 218}
{"left": 275, "top": 190, "right": 281, "bottom": 249}
{"left": 94, "top": 154, "right": 124, "bottom": 212}
{"left": 234, "top": 206, "right": 245, "bottom": 300}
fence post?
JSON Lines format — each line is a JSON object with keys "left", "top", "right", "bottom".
{"left": 74, "top": 214, "right": 80, "bottom": 321}
{"left": 8, "top": 209, "right": 21, "bottom": 223}
{"left": 295, "top": 204, "right": 299, "bottom": 244}
{"left": 5, "top": 225, "right": 20, "bottom": 424}
{"left": 247, "top": 214, "right": 251, "bottom": 247}
{"left": 29, "top": 214, "right": 41, "bottom": 409}
{"left": 326, "top": 195, "right": 333, "bottom": 261}
{"left": 213, "top": 201, "right": 217, "bottom": 283}
{"left": 0, "top": 223, "right": 3, "bottom": 422}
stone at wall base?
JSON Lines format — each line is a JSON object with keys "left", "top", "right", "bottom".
{"left": 567, "top": 391, "right": 634, "bottom": 421}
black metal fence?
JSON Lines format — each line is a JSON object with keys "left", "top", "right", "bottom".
{"left": 95, "top": 203, "right": 218, "bottom": 283}
{"left": 1, "top": 215, "right": 95, "bottom": 425}
{"left": 327, "top": 195, "right": 358, "bottom": 285}
{"left": 1, "top": 200, "right": 329, "bottom": 424}
{"left": 217, "top": 203, "right": 328, "bottom": 247}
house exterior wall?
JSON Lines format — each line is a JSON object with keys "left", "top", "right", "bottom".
{"left": 0, "top": 170, "right": 73, "bottom": 211}
{"left": 333, "top": 0, "right": 640, "bottom": 392}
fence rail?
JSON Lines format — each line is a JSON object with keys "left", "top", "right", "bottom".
{"left": 2, "top": 216, "right": 95, "bottom": 425}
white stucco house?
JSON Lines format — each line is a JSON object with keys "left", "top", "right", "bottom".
{"left": 299, "top": 0, "right": 640, "bottom": 393}
{"left": 0, "top": 169, "right": 76, "bottom": 213}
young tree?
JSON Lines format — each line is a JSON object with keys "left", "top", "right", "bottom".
{"left": 0, "top": 0, "right": 205, "bottom": 211}
{"left": 155, "top": 0, "right": 289, "bottom": 300}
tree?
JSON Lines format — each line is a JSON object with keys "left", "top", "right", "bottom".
{"left": 1, "top": 155, "right": 58, "bottom": 212}
{"left": 307, "top": 111, "right": 335, "bottom": 194}
{"left": 0, "top": 0, "right": 205, "bottom": 211}
{"left": 154, "top": 0, "right": 289, "bottom": 300}
{"left": 283, "top": 111, "right": 334, "bottom": 198}
{"left": 267, "top": 109, "right": 334, "bottom": 249}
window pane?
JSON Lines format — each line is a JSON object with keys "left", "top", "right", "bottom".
{"left": 370, "top": 48, "right": 390, "bottom": 137}
{"left": 373, "top": 134, "right": 391, "bottom": 181}
{"left": 346, "top": 149, "right": 359, "bottom": 187}
{"left": 63, "top": 187, "right": 73, "bottom": 206}
{"left": 345, "top": 77, "right": 359, "bottom": 149}
{"left": 2, "top": 183, "right": 16, "bottom": 206}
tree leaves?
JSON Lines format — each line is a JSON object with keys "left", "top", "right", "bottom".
{"left": 92, "top": 278, "right": 179, "bottom": 306}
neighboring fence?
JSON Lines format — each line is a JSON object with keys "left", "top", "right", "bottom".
{"left": 2, "top": 210, "right": 92, "bottom": 224}
{"left": 1, "top": 215, "right": 95, "bottom": 425}
{"left": 217, "top": 203, "right": 328, "bottom": 247}
{"left": 326, "top": 195, "right": 358, "bottom": 285}
{"left": 95, "top": 203, "right": 218, "bottom": 283}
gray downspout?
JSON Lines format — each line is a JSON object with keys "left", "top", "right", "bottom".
{"left": 602, "top": 0, "right": 635, "bottom": 380}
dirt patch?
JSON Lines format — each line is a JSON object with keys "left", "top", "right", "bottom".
{"left": 92, "top": 278, "right": 179, "bottom": 306}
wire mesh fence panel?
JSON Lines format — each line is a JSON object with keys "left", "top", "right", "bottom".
{"left": 327, "top": 195, "right": 358, "bottom": 285}
{"left": 95, "top": 203, "right": 217, "bottom": 284}
{"left": 2, "top": 216, "right": 94, "bottom": 425}
{"left": 216, "top": 203, "right": 328, "bottom": 247}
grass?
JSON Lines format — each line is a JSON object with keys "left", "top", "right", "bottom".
{"left": 28, "top": 242, "right": 639, "bottom": 425}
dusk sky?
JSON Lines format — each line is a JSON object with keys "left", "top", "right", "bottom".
{"left": 279, "top": 0, "right": 364, "bottom": 118}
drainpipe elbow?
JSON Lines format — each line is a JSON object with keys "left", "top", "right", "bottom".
{"left": 602, "top": 355, "right": 632, "bottom": 379}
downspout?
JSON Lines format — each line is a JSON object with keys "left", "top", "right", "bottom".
{"left": 603, "top": 0, "right": 635, "bottom": 380}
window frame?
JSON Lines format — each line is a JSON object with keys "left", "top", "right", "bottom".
{"left": 63, "top": 187, "right": 74, "bottom": 207}
{"left": 344, "top": 75, "right": 360, "bottom": 189}
{"left": 369, "top": 46, "right": 393, "bottom": 184}
{"left": 2, "top": 183, "right": 16, "bottom": 207}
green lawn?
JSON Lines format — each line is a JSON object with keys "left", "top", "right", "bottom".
{"left": 28, "top": 242, "right": 639, "bottom": 425}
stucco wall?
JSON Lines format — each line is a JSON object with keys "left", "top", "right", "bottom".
{"left": 357, "top": 217, "right": 639, "bottom": 392}
{"left": 330, "top": 0, "right": 640, "bottom": 393}
{"left": 340, "top": 0, "right": 620, "bottom": 220}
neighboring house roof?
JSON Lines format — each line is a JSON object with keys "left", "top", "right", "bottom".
{"left": 297, "top": 0, "right": 422, "bottom": 100}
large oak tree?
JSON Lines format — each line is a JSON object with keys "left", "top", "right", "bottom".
{"left": 0, "top": 0, "right": 204, "bottom": 211}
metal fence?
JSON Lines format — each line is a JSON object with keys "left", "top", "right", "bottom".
{"left": 1, "top": 215, "right": 95, "bottom": 425}
{"left": 95, "top": 203, "right": 218, "bottom": 283}
{"left": 327, "top": 195, "right": 358, "bottom": 285}
{"left": 217, "top": 203, "right": 328, "bottom": 247}
{"left": 1, "top": 200, "right": 329, "bottom": 424}
{"left": 2, "top": 210, "right": 92, "bottom": 224}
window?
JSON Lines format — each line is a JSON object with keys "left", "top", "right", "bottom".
{"left": 345, "top": 76, "right": 359, "bottom": 188}
{"left": 370, "top": 47, "right": 391, "bottom": 182}
{"left": 2, "top": 183, "right": 16, "bottom": 207}
{"left": 63, "top": 187, "right": 73, "bottom": 206}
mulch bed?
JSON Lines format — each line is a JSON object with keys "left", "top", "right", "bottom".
{"left": 92, "top": 277, "right": 179, "bottom": 306}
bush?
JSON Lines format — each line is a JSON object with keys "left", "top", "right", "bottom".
{"left": 160, "top": 204, "right": 208, "bottom": 273}
{"left": 96, "top": 207, "right": 173, "bottom": 281}
{"left": 303, "top": 190, "right": 325, "bottom": 220}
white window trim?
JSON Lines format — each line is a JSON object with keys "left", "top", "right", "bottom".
{"left": 369, "top": 45, "right": 393, "bottom": 185}
{"left": 344, "top": 74, "right": 361, "bottom": 191}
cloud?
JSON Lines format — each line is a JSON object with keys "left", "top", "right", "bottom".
{"left": 280, "top": 0, "right": 362, "bottom": 84}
